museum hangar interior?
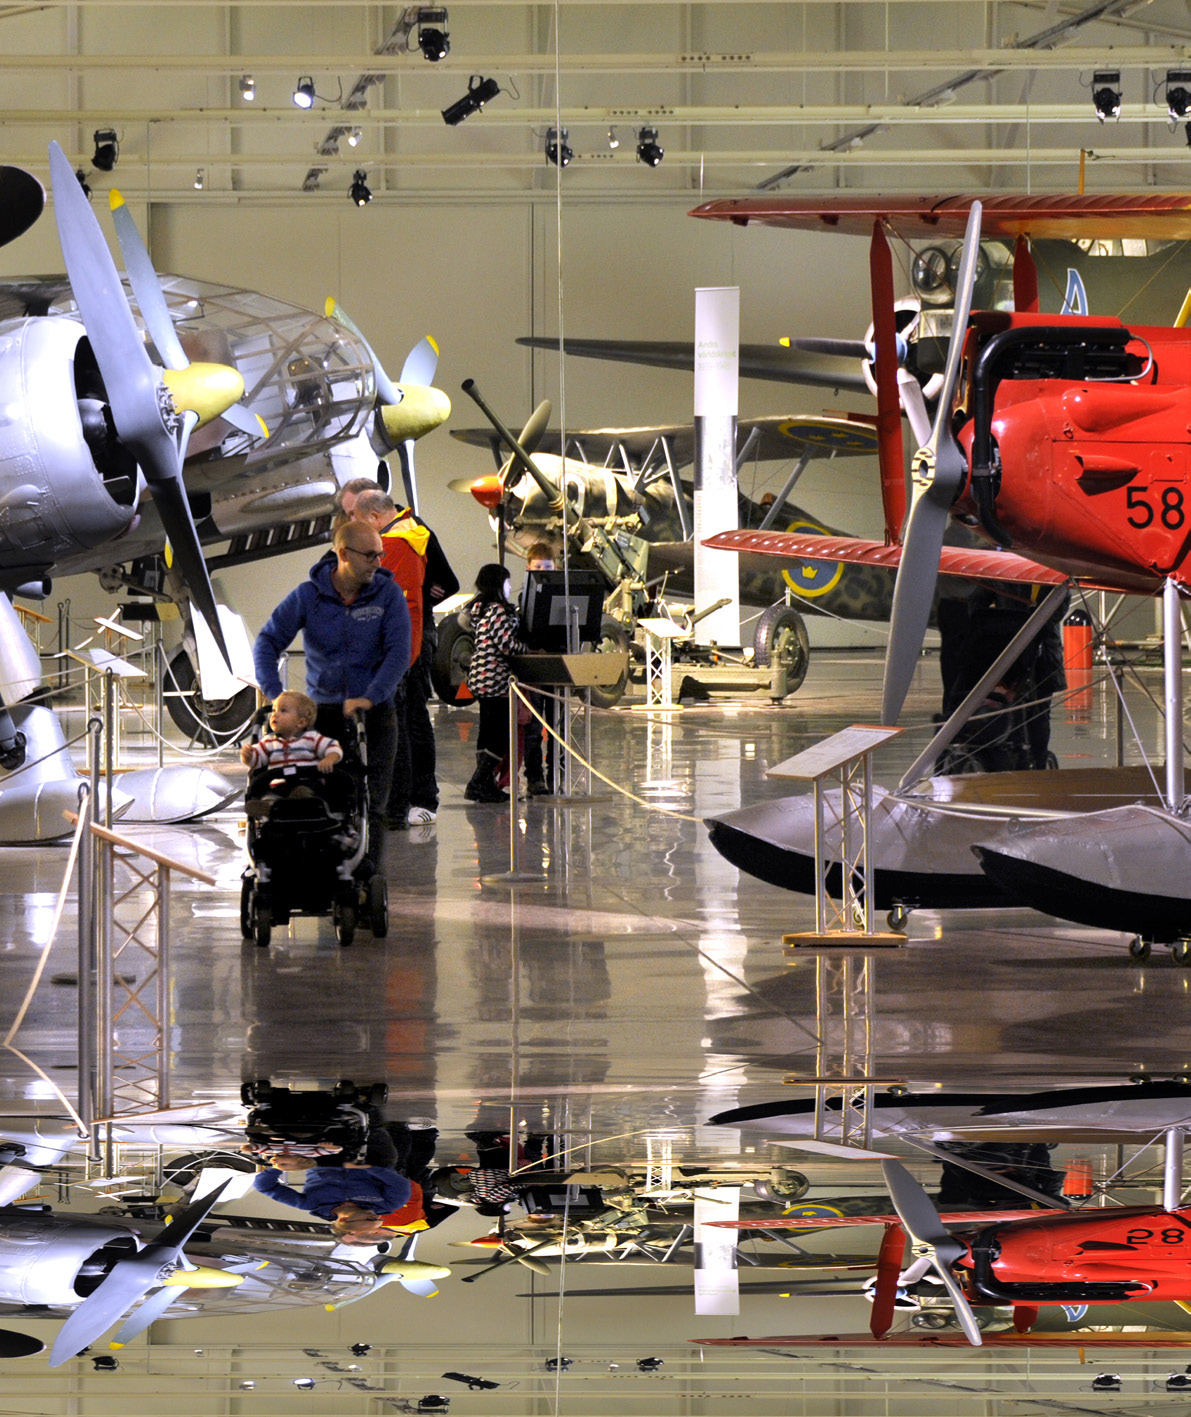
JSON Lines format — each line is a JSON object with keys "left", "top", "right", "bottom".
{"left": 6, "top": 1, "right": 1191, "bottom": 1413}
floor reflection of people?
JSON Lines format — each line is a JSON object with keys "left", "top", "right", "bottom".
{"left": 934, "top": 1140, "right": 1065, "bottom": 1209}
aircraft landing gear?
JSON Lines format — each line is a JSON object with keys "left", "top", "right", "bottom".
{"left": 1128, "top": 936, "right": 1151, "bottom": 961}
{"left": 1172, "top": 938, "right": 1191, "bottom": 966}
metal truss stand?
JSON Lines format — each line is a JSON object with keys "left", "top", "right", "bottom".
{"left": 771, "top": 724, "right": 905, "bottom": 950}
{"left": 73, "top": 804, "right": 216, "bottom": 1167}
{"left": 634, "top": 617, "right": 687, "bottom": 712}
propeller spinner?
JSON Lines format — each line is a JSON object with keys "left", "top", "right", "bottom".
{"left": 48, "top": 141, "right": 238, "bottom": 668}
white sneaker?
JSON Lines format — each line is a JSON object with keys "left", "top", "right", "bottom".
{"left": 407, "top": 806, "right": 437, "bottom": 824}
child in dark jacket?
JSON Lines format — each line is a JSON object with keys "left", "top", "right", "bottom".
{"left": 464, "top": 563, "right": 528, "bottom": 803}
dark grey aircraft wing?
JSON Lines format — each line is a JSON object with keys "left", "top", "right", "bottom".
{"left": 517, "top": 337, "right": 870, "bottom": 392}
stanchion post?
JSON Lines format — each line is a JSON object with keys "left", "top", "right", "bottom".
{"left": 157, "top": 867, "right": 171, "bottom": 1108}
{"left": 507, "top": 679, "right": 519, "bottom": 876}
{"left": 75, "top": 781, "right": 96, "bottom": 1154}
{"left": 102, "top": 669, "right": 115, "bottom": 828}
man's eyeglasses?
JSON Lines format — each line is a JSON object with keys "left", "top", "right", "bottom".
{"left": 343, "top": 546, "right": 383, "bottom": 564}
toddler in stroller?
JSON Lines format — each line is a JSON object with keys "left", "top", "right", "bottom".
{"left": 239, "top": 696, "right": 388, "bottom": 948}
{"left": 240, "top": 1078, "right": 386, "bottom": 1167}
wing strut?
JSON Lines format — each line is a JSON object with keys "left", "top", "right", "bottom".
{"left": 869, "top": 219, "right": 905, "bottom": 543}
{"left": 1013, "top": 235, "right": 1039, "bottom": 313}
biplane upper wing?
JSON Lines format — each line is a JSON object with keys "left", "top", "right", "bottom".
{"left": 693, "top": 1332, "right": 1191, "bottom": 1348}
{"left": 704, "top": 529, "right": 1068, "bottom": 587}
{"left": 690, "top": 192, "right": 1191, "bottom": 242}
{"left": 450, "top": 413, "right": 878, "bottom": 466}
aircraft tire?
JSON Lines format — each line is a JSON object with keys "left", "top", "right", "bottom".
{"left": 754, "top": 604, "right": 810, "bottom": 696}
{"left": 166, "top": 647, "right": 257, "bottom": 747}
{"left": 430, "top": 616, "right": 475, "bottom": 706}
{"left": 588, "top": 618, "right": 631, "bottom": 709}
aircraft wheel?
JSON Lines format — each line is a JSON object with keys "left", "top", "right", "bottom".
{"left": 766, "top": 1167, "right": 810, "bottom": 1200}
{"left": 887, "top": 903, "right": 909, "bottom": 933}
{"left": 754, "top": 603, "right": 810, "bottom": 696}
{"left": 165, "top": 648, "right": 257, "bottom": 748}
{"left": 588, "top": 619, "right": 631, "bottom": 709}
{"left": 334, "top": 899, "right": 356, "bottom": 948}
{"left": 1173, "top": 938, "right": 1191, "bottom": 966}
{"left": 430, "top": 616, "right": 475, "bottom": 705}
{"left": 240, "top": 874, "right": 254, "bottom": 938}
{"left": 367, "top": 876, "right": 389, "bottom": 937}
{"left": 886, "top": 1083, "right": 909, "bottom": 1097}
{"left": 1128, "top": 936, "right": 1151, "bottom": 961}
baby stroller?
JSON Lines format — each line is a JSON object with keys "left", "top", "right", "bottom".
{"left": 240, "top": 1078, "right": 388, "bottom": 1165}
{"left": 238, "top": 712, "right": 388, "bottom": 948}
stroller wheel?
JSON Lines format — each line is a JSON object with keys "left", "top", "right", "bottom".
{"left": 239, "top": 875, "right": 254, "bottom": 939}
{"left": 333, "top": 1079, "right": 357, "bottom": 1100}
{"left": 334, "top": 899, "right": 356, "bottom": 948}
{"left": 367, "top": 876, "right": 389, "bottom": 937}
{"left": 252, "top": 893, "right": 272, "bottom": 949}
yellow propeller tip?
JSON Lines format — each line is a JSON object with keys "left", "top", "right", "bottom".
{"left": 324, "top": 296, "right": 338, "bottom": 318}
{"left": 109, "top": 190, "right": 125, "bottom": 211}
{"left": 427, "top": 335, "right": 440, "bottom": 355}
{"left": 254, "top": 414, "right": 270, "bottom": 438}
{"left": 324, "top": 1303, "right": 335, "bottom": 1312}
{"left": 109, "top": 1342, "right": 124, "bottom": 1350}
{"left": 779, "top": 336, "right": 791, "bottom": 347}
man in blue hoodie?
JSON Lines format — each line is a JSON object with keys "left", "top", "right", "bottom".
{"left": 252, "top": 522, "right": 411, "bottom": 868}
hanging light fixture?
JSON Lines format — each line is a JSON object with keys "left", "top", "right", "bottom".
{"left": 74, "top": 168, "right": 92, "bottom": 200}
{"left": 417, "top": 8, "right": 450, "bottom": 61}
{"left": 292, "top": 76, "right": 317, "bottom": 109}
{"left": 91, "top": 129, "right": 119, "bottom": 171}
{"left": 347, "top": 127, "right": 363, "bottom": 147}
{"left": 193, "top": 168, "right": 205, "bottom": 190}
{"left": 635, "top": 126, "right": 664, "bottom": 166}
{"left": 239, "top": 75, "right": 255, "bottom": 102}
{"left": 441, "top": 75, "right": 500, "bottom": 125}
{"left": 1091, "top": 70, "right": 1121, "bottom": 121}
{"left": 1167, "top": 70, "right": 1191, "bottom": 120}
{"left": 349, "top": 169, "right": 372, "bottom": 206}
{"left": 545, "top": 127, "right": 573, "bottom": 167}
{"left": 607, "top": 126, "right": 620, "bottom": 149}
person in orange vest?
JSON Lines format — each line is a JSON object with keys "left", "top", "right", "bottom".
{"left": 352, "top": 489, "right": 456, "bottom": 829}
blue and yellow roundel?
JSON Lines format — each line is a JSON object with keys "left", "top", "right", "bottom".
{"left": 781, "top": 518, "right": 845, "bottom": 598}
{"left": 780, "top": 1202, "right": 846, "bottom": 1221}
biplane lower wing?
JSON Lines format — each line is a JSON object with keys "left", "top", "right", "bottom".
{"left": 691, "top": 1332, "right": 1191, "bottom": 1349}
{"left": 703, "top": 529, "right": 1069, "bottom": 588}
{"left": 708, "top": 1208, "right": 1064, "bottom": 1231}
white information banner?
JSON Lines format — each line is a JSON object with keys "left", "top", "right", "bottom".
{"left": 693, "top": 287, "right": 741, "bottom": 648}
{"left": 693, "top": 1185, "right": 740, "bottom": 1315}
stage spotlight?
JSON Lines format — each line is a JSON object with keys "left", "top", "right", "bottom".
{"left": 607, "top": 126, "right": 619, "bottom": 149}
{"left": 1091, "top": 1372, "right": 1121, "bottom": 1392}
{"left": 545, "top": 127, "right": 572, "bottom": 167}
{"left": 1166, "top": 1373, "right": 1191, "bottom": 1391}
{"left": 349, "top": 170, "right": 372, "bottom": 206}
{"left": 293, "top": 76, "right": 317, "bottom": 109}
{"left": 416, "top": 1399, "right": 450, "bottom": 1413}
{"left": 637, "top": 1357, "right": 664, "bottom": 1371}
{"left": 239, "top": 1381, "right": 256, "bottom": 1390}
{"left": 92, "top": 129, "right": 119, "bottom": 172}
{"left": 1091, "top": 70, "right": 1121, "bottom": 121}
{"left": 193, "top": 168, "right": 205, "bottom": 190}
{"left": 544, "top": 1357, "right": 572, "bottom": 1371}
{"left": 347, "top": 127, "right": 363, "bottom": 146}
{"left": 635, "top": 126, "right": 664, "bottom": 166}
{"left": 442, "top": 1372, "right": 499, "bottom": 1391}
{"left": 1167, "top": 69, "right": 1191, "bottom": 120}
{"left": 441, "top": 74, "right": 500, "bottom": 125}
{"left": 92, "top": 1356, "right": 119, "bottom": 1372}
{"left": 239, "top": 75, "right": 255, "bottom": 101}
{"left": 75, "top": 169, "right": 92, "bottom": 200}
{"left": 417, "top": 9, "right": 450, "bottom": 61}
{"left": 350, "top": 1344, "right": 372, "bottom": 1357}
{"left": 293, "top": 1377, "right": 316, "bottom": 1390}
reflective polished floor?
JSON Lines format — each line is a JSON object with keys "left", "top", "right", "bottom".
{"left": 0, "top": 648, "right": 1185, "bottom": 1413}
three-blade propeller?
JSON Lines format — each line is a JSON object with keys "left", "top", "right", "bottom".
{"left": 881, "top": 1160, "right": 983, "bottom": 1345}
{"left": 48, "top": 141, "right": 239, "bottom": 668}
{"left": 324, "top": 300, "right": 451, "bottom": 514}
{"left": 49, "top": 1181, "right": 237, "bottom": 1365}
{"left": 880, "top": 200, "right": 983, "bottom": 726}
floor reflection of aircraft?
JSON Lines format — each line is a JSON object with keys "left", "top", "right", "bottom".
{"left": 688, "top": 195, "right": 1191, "bottom": 951}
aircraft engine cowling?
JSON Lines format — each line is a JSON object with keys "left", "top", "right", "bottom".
{"left": 0, "top": 1213, "right": 140, "bottom": 1307}
{"left": 0, "top": 317, "right": 141, "bottom": 588}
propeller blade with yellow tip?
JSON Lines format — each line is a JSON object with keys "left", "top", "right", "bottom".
{"left": 160, "top": 1265, "right": 244, "bottom": 1289}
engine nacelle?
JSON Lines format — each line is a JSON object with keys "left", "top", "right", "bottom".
{"left": 0, "top": 1212, "right": 140, "bottom": 1307}
{"left": 0, "top": 317, "right": 140, "bottom": 588}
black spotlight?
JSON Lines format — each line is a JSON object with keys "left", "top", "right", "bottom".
{"left": 1167, "top": 1373, "right": 1191, "bottom": 1391}
{"left": 92, "top": 1356, "right": 119, "bottom": 1372}
{"left": 417, "top": 9, "right": 450, "bottom": 61}
{"left": 349, "top": 170, "right": 372, "bottom": 206}
{"left": 545, "top": 127, "right": 572, "bottom": 167}
{"left": 292, "top": 1377, "right": 316, "bottom": 1391}
{"left": 1091, "top": 1372, "right": 1121, "bottom": 1392}
{"left": 637, "top": 1357, "right": 664, "bottom": 1371}
{"left": 544, "top": 1357, "right": 572, "bottom": 1371}
{"left": 91, "top": 129, "right": 119, "bottom": 172}
{"left": 417, "top": 1399, "right": 450, "bottom": 1413}
{"left": 292, "top": 75, "right": 317, "bottom": 109}
{"left": 635, "top": 126, "right": 664, "bottom": 166}
{"left": 350, "top": 1344, "right": 371, "bottom": 1357}
{"left": 1091, "top": 70, "right": 1121, "bottom": 122}
{"left": 75, "top": 169, "right": 92, "bottom": 200}
{"left": 1167, "top": 69, "right": 1191, "bottom": 120}
{"left": 441, "top": 74, "right": 500, "bottom": 126}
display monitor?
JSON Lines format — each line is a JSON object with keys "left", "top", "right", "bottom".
{"left": 521, "top": 569, "right": 605, "bottom": 652}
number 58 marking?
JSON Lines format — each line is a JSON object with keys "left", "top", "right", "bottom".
{"left": 1127, "top": 486, "right": 1185, "bottom": 530}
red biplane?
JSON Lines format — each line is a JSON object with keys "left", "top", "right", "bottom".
{"left": 696, "top": 193, "right": 1191, "bottom": 949}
